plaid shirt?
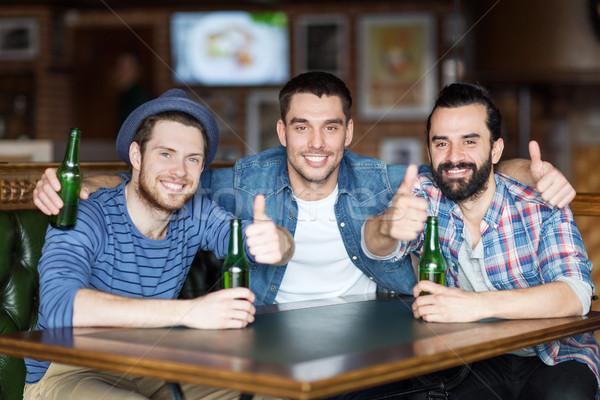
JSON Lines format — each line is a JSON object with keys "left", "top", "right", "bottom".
{"left": 394, "top": 172, "right": 600, "bottom": 391}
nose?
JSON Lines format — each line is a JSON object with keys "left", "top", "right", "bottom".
{"left": 447, "top": 144, "right": 465, "bottom": 163}
{"left": 308, "top": 131, "right": 325, "bottom": 149}
{"left": 169, "top": 158, "right": 187, "bottom": 177}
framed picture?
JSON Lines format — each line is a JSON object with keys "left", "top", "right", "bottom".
{"left": 0, "top": 18, "right": 39, "bottom": 60}
{"left": 358, "top": 14, "right": 437, "bottom": 120}
{"left": 245, "top": 90, "right": 280, "bottom": 155}
{"left": 379, "top": 137, "right": 424, "bottom": 166}
{"left": 294, "top": 14, "right": 348, "bottom": 77}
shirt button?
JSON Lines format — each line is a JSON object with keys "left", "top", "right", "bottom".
{"left": 340, "top": 222, "right": 345, "bottom": 227}
{"left": 289, "top": 215, "right": 295, "bottom": 220}
{"left": 352, "top": 256, "right": 357, "bottom": 260}
{"left": 369, "top": 276, "right": 374, "bottom": 280}
{"left": 271, "top": 286, "right": 276, "bottom": 291}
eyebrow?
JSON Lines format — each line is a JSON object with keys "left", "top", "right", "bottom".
{"left": 431, "top": 133, "right": 481, "bottom": 141}
{"left": 290, "top": 117, "right": 307, "bottom": 124}
{"left": 289, "top": 117, "right": 344, "bottom": 125}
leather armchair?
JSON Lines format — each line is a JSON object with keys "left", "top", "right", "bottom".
{"left": 0, "top": 209, "right": 222, "bottom": 400}
{"left": 0, "top": 210, "right": 47, "bottom": 400}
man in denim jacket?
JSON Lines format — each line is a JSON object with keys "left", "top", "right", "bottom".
{"left": 200, "top": 145, "right": 420, "bottom": 305}
{"left": 34, "top": 72, "right": 575, "bottom": 307}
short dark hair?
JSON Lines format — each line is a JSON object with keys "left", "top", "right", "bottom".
{"left": 426, "top": 83, "right": 503, "bottom": 145}
{"left": 278, "top": 71, "right": 352, "bottom": 123}
{"left": 133, "top": 111, "right": 209, "bottom": 162}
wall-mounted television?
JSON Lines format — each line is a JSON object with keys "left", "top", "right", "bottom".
{"left": 170, "top": 11, "right": 289, "bottom": 86}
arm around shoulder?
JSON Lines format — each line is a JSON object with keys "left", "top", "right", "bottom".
{"left": 84, "top": 173, "right": 125, "bottom": 191}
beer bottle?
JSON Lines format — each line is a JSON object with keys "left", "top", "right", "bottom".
{"left": 418, "top": 216, "right": 445, "bottom": 293}
{"left": 222, "top": 218, "right": 250, "bottom": 288}
{"left": 50, "top": 128, "right": 82, "bottom": 229}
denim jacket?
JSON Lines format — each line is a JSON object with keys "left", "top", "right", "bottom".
{"left": 200, "top": 145, "right": 419, "bottom": 305}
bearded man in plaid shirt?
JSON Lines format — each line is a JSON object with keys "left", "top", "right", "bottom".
{"left": 363, "top": 82, "right": 600, "bottom": 400}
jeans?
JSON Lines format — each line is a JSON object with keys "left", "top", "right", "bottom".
{"left": 410, "top": 354, "right": 597, "bottom": 400}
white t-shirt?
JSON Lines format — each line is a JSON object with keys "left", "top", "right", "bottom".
{"left": 274, "top": 187, "right": 377, "bottom": 304}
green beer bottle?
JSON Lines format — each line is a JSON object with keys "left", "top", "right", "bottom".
{"left": 50, "top": 128, "right": 82, "bottom": 229}
{"left": 418, "top": 216, "right": 445, "bottom": 294}
{"left": 222, "top": 218, "right": 250, "bottom": 289}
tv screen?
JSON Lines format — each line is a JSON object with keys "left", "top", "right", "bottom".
{"left": 170, "top": 11, "right": 289, "bottom": 86}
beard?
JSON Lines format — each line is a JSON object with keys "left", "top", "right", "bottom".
{"left": 431, "top": 154, "right": 493, "bottom": 202}
{"left": 136, "top": 166, "right": 195, "bottom": 213}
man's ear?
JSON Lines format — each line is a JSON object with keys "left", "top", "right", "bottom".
{"left": 276, "top": 119, "right": 287, "bottom": 147}
{"left": 129, "top": 142, "right": 142, "bottom": 170}
{"left": 491, "top": 138, "right": 504, "bottom": 164}
{"left": 344, "top": 119, "right": 354, "bottom": 147}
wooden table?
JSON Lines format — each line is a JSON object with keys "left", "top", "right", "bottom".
{"left": 1, "top": 294, "right": 599, "bottom": 399}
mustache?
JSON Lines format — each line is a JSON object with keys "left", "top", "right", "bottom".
{"left": 158, "top": 176, "right": 193, "bottom": 185}
{"left": 303, "top": 150, "right": 332, "bottom": 156}
{"left": 437, "top": 162, "right": 477, "bottom": 173}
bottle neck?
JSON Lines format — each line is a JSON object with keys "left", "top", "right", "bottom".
{"left": 63, "top": 130, "right": 81, "bottom": 166}
{"left": 229, "top": 218, "right": 244, "bottom": 256}
{"left": 423, "top": 218, "right": 439, "bottom": 253}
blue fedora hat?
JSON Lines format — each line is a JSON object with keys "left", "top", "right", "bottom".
{"left": 116, "top": 88, "right": 219, "bottom": 168}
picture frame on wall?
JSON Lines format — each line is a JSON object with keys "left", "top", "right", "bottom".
{"left": 0, "top": 18, "right": 39, "bottom": 60}
{"left": 245, "top": 90, "right": 281, "bottom": 155}
{"left": 358, "top": 14, "right": 437, "bottom": 120}
{"left": 379, "top": 137, "right": 424, "bottom": 166}
{"left": 294, "top": 14, "right": 348, "bottom": 78}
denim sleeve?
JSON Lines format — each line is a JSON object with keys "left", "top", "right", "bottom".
{"left": 199, "top": 167, "right": 238, "bottom": 213}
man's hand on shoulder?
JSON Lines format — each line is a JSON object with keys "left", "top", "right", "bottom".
{"left": 33, "top": 169, "right": 123, "bottom": 215}
{"left": 528, "top": 141, "right": 575, "bottom": 208}
{"left": 33, "top": 168, "right": 88, "bottom": 215}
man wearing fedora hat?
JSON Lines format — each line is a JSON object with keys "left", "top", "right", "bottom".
{"left": 24, "top": 89, "right": 294, "bottom": 400}
{"left": 34, "top": 72, "right": 574, "bottom": 308}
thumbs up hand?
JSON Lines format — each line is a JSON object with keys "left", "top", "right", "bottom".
{"left": 379, "top": 164, "right": 428, "bottom": 241}
{"left": 363, "top": 165, "right": 428, "bottom": 257}
{"left": 244, "top": 194, "right": 294, "bottom": 266}
{"left": 528, "top": 141, "right": 575, "bottom": 208}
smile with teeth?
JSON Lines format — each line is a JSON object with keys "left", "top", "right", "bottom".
{"left": 304, "top": 154, "right": 327, "bottom": 164}
{"left": 444, "top": 167, "right": 472, "bottom": 178}
{"left": 161, "top": 180, "right": 186, "bottom": 191}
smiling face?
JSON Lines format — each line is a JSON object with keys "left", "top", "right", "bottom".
{"left": 131, "top": 120, "right": 205, "bottom": 213}
{"left": 276, "top": 93, "right": 353, "bottom": 200}
{"left": 428, "top": 104, "right": 503, "bottom": 203}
